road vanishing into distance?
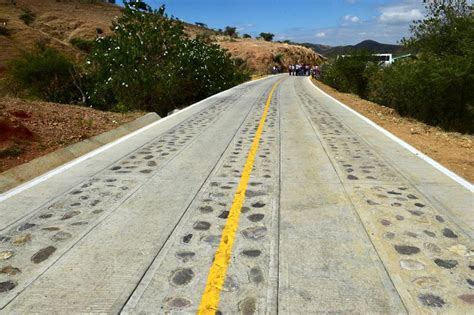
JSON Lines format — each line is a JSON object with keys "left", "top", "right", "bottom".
{"left": 0, "top": 75, "right": 472, "bottom": 314}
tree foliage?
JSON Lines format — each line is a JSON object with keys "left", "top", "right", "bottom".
{"left": 320, "top": 50, "right": 376, "bottom": 98}
{"left": 86, "top": 1, "right": 248, "bottom": 115}
{"left": 321, "top": 1, "right": 473, "bottom": 133}
{"left": 259, "top": 32, "right": 274, "bottom": 41}
{"left": 402, "top": 0, "right": 473, "bottom": 57}
{"left": 224, "top": 26, "right": 237, "bottom": 37}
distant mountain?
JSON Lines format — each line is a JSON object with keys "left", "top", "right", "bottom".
{"left": 300, "top": 40, "right": 406, "bottom": 58}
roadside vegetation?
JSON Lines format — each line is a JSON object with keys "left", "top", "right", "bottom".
{"left": 7, "top": 44, "right": 80, "bottom": 104}
{"left": 19, "top": 8, "right": 36, "bottom": 26}
{"left": 320, "top": 0, "right": 473, "bottom": 134}
{"left": 4, "top": 1, "right": 249, "bottom": 116}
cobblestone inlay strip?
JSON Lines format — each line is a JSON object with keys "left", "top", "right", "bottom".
{"left": 296, "top": 80, "right": 474, "bottom": 313}
{"left": 121, "top": 81, "right": 281, "bottom": 314}
{"left": 0, "top": 88, "right": 249, "bottom": 307}
{"left": 198, "top": 80, "right": 281, "bottom": 314}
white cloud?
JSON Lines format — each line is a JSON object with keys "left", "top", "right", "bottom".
{"left": 236, "top": 23, "right": 255, "bottom": 32}
{"left": 379, "top": 2, "right": 424, "bottom": 25}
{"left": 276, "top": 1, "right": 426, "bottom": 46}
{"left": 343, "top": 15, "right": 360, "bottom": 23}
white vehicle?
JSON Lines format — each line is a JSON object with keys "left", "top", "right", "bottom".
{"left": 372, "top": 54, "right": 393, "bottom": 65}
{"left": 338, "top": 53, "right": 393, "bottom": 66}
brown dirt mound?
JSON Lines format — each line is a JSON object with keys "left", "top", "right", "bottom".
{"left": 0, "top": 97, "right": 143, "bottom": 173}
{"left": 0, "top": 119, "right": 34, "bottom": 142}
{"left": 219, "top": 39, "right": 325, "bottom": 74}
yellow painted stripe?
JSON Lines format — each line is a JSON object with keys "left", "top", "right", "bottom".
{"left": 197, "top": 79, "right": 282, "bottom": 314}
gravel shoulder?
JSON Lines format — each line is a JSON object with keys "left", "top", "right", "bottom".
{"left": 311, "top": 79, "right": 473, "bottom": 183}
{"left": 0, "top": 97, "right": 144, "bottom": 173}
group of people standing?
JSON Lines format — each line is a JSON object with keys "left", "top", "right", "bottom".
{"left": 288, "top": 64, "right": 320, "bottom": 78}
{"left": 270, "top": 64, "right": 322, "bottom": 79}
{"left": 271, "top": 66, "right": 283, "bottom": 74}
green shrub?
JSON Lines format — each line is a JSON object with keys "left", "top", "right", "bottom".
{"left": 86, "top": 1, "right": 248, "bottom": 115}
{"left": 320, "top": 50, "right": 375, "bottom": 98}
{"left": 273, "top": 53, "right": 284, "bottom": 65}
{"left": 223, "top": 26, "right": 237, "bottom": 38}
{"left": 0, "top": 145, "right": 24, "bottom": 158}
{"left": 259, "top": 32, "right": 274, "bottom": 42}
{"left": 0, "top": 24, "right": 9, "bottom": 36}
{"left": 369, "top": 0, "right": 474, "bottom": 133}
{"left": 368, "top": 56, "right": 473, "bottom": 133}
{"left": 70, "top": 37, "right": 95, "bottom": 53}
{"left": 8, "top": 46, "right": 81, "bottom": 103}
{"left": 320, "top": 1, "right": 473, "bottom": 133}
{"left": 19, "top": 9, "right": 36, "bottom": 26}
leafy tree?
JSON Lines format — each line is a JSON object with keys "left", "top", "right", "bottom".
{"left": 242, "top": 33, "right": 252, "bottom": 38}
{"left": 224, "top": 26, "right": 237, "bottom": 37}
{"left": 195, "top": 22, "right": 208, "bottom": 28}
{"left": 368, "top": 57, "right": 473, "bottom": 133}
{"left": 86, "top": 1, "right": 248, "bottom": 115}
{"left": 86, "top": 2, "right": 183, "bottom": 112}
{"left": 402, "top": 0, "right": 473, "bottom": 56}
{"left": 320, "top": 50, "right": 375, "bottom": 98}
{"left": 259, "top": 32, "right": 274, "bottom": 41}
{"left": 368, "top": 0, "right": 474, "bottom": 133}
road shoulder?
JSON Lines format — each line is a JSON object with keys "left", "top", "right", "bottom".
{"left": 310, "top": 78, "right": 473, "bottom": 183}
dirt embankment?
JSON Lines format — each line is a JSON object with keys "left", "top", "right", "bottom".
{"left": 0, "top": 97, "right": 143, "bottom": 173}
{"left": 311, "top": 79, "right": 473, "bottom": 183}
{"left": 219, "top": 39, "right": 325, "bottom": 74}
{"left": 0, "top": 0, "right": 121, "bottom": 75}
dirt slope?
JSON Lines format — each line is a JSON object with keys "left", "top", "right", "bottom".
{"left": 0, "top": 0, "right": 120, "bottom": 75}
{"left": 0, "top": 96, "right": 142, "bottom": 173}
{"left": 0, "top": 0, "right": 324, "bottom": 76}
{"left": 218, "top": 38, "right": 324, "bottom": 74}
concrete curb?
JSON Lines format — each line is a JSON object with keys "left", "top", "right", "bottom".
{"left": 0, "top": 112, "right": 160, "bottom": 193}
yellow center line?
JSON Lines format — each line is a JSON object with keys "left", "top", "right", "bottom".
{"left": 197, "top": 79, "right": 282, "bottom": 314}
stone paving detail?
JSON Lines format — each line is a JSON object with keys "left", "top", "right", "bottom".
{"left": 295, "top": 80, "right": 474, "bottom": 313}
{"left": 0, "top": 88, "right": 249, "bottom": 306}
{"left": 123, "top": 85, "right": 281, "bottom": 314}
{"left": 0, "top": 76, "right": 472, "bottom": 313}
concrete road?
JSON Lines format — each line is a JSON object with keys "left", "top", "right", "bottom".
{"left": 0, "top": 75, "right": 472, "bottom": 314}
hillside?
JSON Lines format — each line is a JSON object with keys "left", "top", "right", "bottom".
{"left": 0, "top": 96, "right": 143, "bottom": 174}
{"left": 218, "top": 38, "right": 324, "bottom": 74}
{"left": 0, "top": 0, "right": 324, "bottom": 76}
{"left": 301, "top": 40, "right": 406, "bottom": 58}
{"left": 0, "top": 0, "right": 121, "bottom": 76}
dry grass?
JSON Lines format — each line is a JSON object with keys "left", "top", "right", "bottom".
{"left": 0, "top": 0, "right": 121, "bottom": 73}
{"left": 219, "top": 38, "right": 325, "bottom": 74}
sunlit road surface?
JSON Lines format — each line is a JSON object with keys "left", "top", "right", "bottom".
{"left": 0, "top": 75, "right": 472, "bottom": 314}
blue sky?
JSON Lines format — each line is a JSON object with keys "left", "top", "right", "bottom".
{"left": 147, "top": 0, "right": 428, "bottom": 46}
